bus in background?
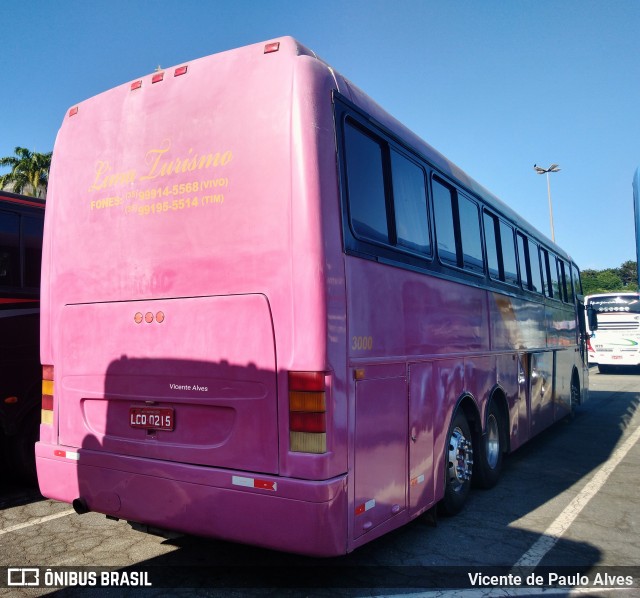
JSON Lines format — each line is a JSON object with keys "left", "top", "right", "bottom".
{"left": 0, "top": 191, "right": 45, "bottom": 483}
{"left": 585, "top": 293, "right": 640, "bottom": 373}
{"left": 37, "top": 37, "right": 588, "bottom": 556}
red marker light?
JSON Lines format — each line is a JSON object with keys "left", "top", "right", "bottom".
{"left": 264, "top": 42, "right": 280, "bottom": 54}
{"left": 152, "top": 72, "right": 164, "bottom": 84}
{"left": 131, "top": 80, "right": 142, "bottom": 91}
{"left": 174, "top": 66, "right": 188, "bottom": 77}
{"left": 68, "top": 106, "right": 79, "bottom": 117}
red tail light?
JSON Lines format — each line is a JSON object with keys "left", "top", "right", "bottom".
{"left": 42, "top": 365, "right": 54, "bottom": 425}
{"left": 288, "top": 371, "right": 327, "bottom": 454}
{"left": 289, "top": 412, "right": 326, "bottom": 433}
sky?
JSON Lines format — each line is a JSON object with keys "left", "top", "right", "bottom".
{"left": 3, "top": 0, "right": 639, "bottom": 271}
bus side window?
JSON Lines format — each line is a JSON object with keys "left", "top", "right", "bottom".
{"left": 517, "top": 232, "right": 530, "bottom": 290}
{"left": 559, "top": 260, "right": 572, "bottom": 303}
{"left": 432, "top": 177, "right": 458, "bottom": 266}
{"left": 484, "top": 212, "right": 501, "bottom": 280}
{"left": 541, "top": 249, "right": 552, "bottom": 298}
{"left": 551, "top": 256, "right": 561, "bottom": 300}
{"left": 500, "top": 221, "right": 518, "bottom": 285}
{"left": 458, "top": 194, "right": 483, "bottom": 273}
{"left": 0, "top": 211, "right": 20, "bottom": 287}
{"left": 528, "top": 239, "right": 543, "bottom": 294}
{"left": 344, "top": 121, "right": 389, "bottom": 244}
{"left": 571, "top": 264, "right": 582, "bottom": 297}
{"left": 390, "top": 150, "right": 431, "bottom": 255}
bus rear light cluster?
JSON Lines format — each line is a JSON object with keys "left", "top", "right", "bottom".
{"left": 42, "top": 365, "right": 54, "bottom": 425}
{"left": 130, "top": 66, "right": 188, "bottom": 92}
{"left": 288, "top": 371, "right": 327, "bottom": 454}
{"left": 264, "top": 42, "right": 280, "bottom": 54}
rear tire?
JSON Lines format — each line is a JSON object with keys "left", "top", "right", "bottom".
{"left": 570, "top": 373, "right": 581, "bottom": 412}
{"left": 440, "top": 409, "right": 473, "bottom": 516}
{"left": 474, "top": 401, "right": 504, "bottom": 489}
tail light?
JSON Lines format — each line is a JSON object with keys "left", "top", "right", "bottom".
{"left": 288, "top": 371, "right": 327, "bottom": 454}
{"left": 42, "top": 365, "right": 54, "bottom": 425}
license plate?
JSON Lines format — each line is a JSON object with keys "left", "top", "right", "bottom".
{"left": 129, "top": 407, "right": 174, "bottom": 431}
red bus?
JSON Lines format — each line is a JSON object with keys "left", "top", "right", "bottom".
{"left": 0, "top": 190, "right": 44, "bottom": 483}
{"left": 37, "top": 37, "right": 589, "bottom": 556}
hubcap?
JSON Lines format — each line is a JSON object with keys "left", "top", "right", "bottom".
{"left": 448, "top": 426, "right": 473, "bottom": 492}
{"left": 485, "top": 413, "right": 500, "bottom": 469}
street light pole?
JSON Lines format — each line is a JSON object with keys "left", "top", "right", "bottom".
{"left": 533, "top": 163, "right": 561, "bottom": 242}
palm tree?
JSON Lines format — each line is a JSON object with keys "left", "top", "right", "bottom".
{"left": 0, "top": 146, "right": 52, "bottom": 198}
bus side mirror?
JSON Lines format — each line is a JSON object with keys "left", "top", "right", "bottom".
{"left": 587, "top": 307, "right": 598, "bottom": 331}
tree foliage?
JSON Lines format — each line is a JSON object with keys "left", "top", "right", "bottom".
{"left": 581, "top": 261, "right": 638, "bottom": 295}
{"left": 0, "top": 146, "right": 52, "bottom": 198}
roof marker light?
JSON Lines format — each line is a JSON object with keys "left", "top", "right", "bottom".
{"left": 264, "top": 42, "right": 280, "bottom": 54}
{"left": 174, "top": 66, "right": 188, "bottom": 77}
{"left": 152, "top": 72, "right": 164, "bottom": 84}
{"left": 131, "top": 80, "right": 142, "bottom": 91}
{"left": 68, "top": 106, "right": 79, "bottom": 117}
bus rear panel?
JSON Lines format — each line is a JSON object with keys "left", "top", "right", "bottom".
{"left": 38, "top": 38, "right": 348, "bottom": 556}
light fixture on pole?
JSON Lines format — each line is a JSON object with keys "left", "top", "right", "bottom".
{"left": 533, "top": 163, "right": 560, "bottom": 242}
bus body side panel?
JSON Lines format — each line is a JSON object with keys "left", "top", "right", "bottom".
{"left": 344, "top": 257, "right": 489, "bottom": 547}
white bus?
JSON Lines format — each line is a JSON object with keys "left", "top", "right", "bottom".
{"left": 586, "top": 292, "right": 640, "bottom": 373}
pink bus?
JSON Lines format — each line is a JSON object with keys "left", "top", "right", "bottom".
{"left": 37, "top": 37, "right": 589, "bottom": 556}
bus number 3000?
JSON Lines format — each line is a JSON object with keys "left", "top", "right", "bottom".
{"left": 351, "top": 336, "right": 373, "bottom": 351}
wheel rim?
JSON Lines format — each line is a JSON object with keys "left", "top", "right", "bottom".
{"left": 485, "top": 413, "right": 500, "bottom": 469}
{"left": 447, "top": 426, "right": 473, "bottom": 492}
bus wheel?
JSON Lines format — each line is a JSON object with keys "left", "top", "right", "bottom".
{"left": 475, "top": 401, "right": 504, "bottom": 489}
{"left": 570, "top": 374, "right": 581, "bottom": 411}
{"left": 440, "top": 410, "right": 473, "bottom": 515}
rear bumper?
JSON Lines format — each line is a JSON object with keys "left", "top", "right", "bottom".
{"left": 36, "top": 442, "right": 348, "bottom": 557}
